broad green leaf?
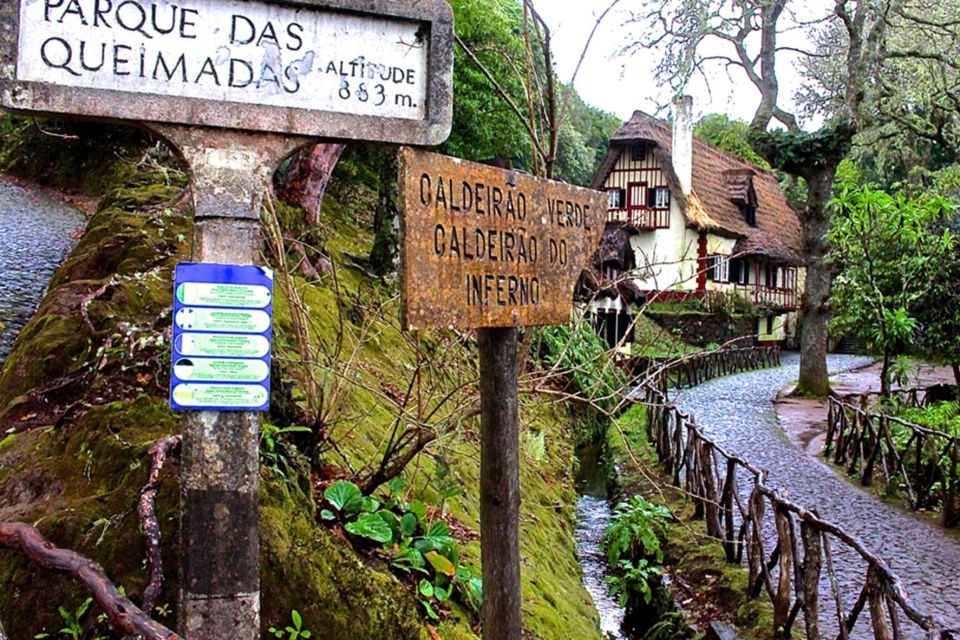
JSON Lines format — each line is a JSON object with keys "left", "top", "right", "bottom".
{"left": 425, "top": 550, "right": 456, "bottom": 577}
{"left": 378, "top": 509, "right": 401, "bottom": 538}
{"left": 324, "top": 480, "right": 364, "bottom": 514}
{"left": 291, "top": 610, "right": 302, "bottom": 628}
{"left": 345, "top": 513, "right": 394, "bottom": 544}
{"left": 387, "top": 476, "right": 407, "bottom": 494}
{"left": 419, "top": 578, "right": 434, "bottom": 598}
{"left": 400, "top": 512, "right": 418, "bottom": 538}
{"left": 422, "top": 520, "right": 455, "bottom": 553}
{"left": 320, "top": 509, "right": 336, "bottom": 521}
{"left": 408, "top": 500, "right": 427, "bottom": 525}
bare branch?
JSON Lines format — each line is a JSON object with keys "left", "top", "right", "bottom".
{"left": 139, "top": 435, "right": 182, "bottom": 616}
{"left": 0, "top": 523, "right": 180, "bottom": 640}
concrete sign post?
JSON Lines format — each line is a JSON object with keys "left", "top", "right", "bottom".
{"left": 399, "top": 148, "right": 605, "bottom": 639}
{"left": 2, "top": 1, "right": 453, "bottom": 637}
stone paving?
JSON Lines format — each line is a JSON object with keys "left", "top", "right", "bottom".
{"left": 672, "top": 353, "right": 960, "bottom": 637}
{"left": 0, "top": 179, "right": 84, "bottom": 363}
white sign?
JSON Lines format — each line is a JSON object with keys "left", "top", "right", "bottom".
{"left": 16, "top": 0, "right": 430, "bottom": 120}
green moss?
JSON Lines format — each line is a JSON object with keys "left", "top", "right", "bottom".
{"left": 0, "top": 141, "right": 602, "bottom": 639}
{"left": 0, "top": 116, "right": 152, "bottom": 194}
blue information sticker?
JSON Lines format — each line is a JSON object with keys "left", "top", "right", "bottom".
{"left": 170, "top": 263, "right": 273, "bottom": 412}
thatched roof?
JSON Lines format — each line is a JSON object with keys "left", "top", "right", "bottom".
{"left": 592, "top": 111, "right": 803, "bottom": 265}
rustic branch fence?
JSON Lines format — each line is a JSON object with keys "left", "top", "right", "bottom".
{"left": 639, "top": 367, "right": 957, "bottom": 639}
{"left": 843, "top": 389, "right": 929, "bottom": 411}
{"left": 625, "top": 346, "right": 781, "bottom": 389}
{"left": 826, "top": 397, "right": 959, "bottom": 528}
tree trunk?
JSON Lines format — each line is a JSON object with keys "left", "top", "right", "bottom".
{"left": 276, "top": 142, "right": 346, "bottom": 224}
{"left": 952, "top": 363, "right": 960, "bottom": 402}
{"left": 795, "top": 166, "right": 837, "bottom": 397}
{"left": 880, "top": 352, "right": 891, "bottom": 398}
{"left": 369, "top": 150, "right": 399, "bottom": 277}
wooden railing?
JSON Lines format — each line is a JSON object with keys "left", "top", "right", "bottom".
{"left": 843, "top": 389, "right": 929, "bottom": 411}
{"left": 638, "top": 376, "right": 957, "bottom": 639}
{"left": 607, "top": 207, "right": 670, "bottom": 229}
{"left": 826, "top": 397, "right": 959, "bottom": 527}
{"left": 625, "top": 346, "right": 781, "bottom": 389}
{"left": 733, "top": 284, "right": 798, "bottom": 310}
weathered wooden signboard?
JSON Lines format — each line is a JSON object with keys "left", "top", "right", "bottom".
{"left": 1, "top": 0, "right": 453, "bottom": 144}
{"left": 399, "top": 147, "right": 606, "bottom": 330}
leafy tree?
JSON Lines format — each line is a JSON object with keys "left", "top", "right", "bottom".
{"left": 829, "top": 187, "right": 955, "bottom": 395}
{"left": 442, "top": 0, "right": 530, "bottom": 164}
{"left": 856, "top": 2, "right": 960, "bottom": 187}
{"left": 693, "top": 114, "right": 770, "bottom": 169}
{"left": 915, "top": 213, "right": 960, "bottom": 393}
{"left": 557, "top": 89, "right": 622, "bottom": 185}
{"left": 455, "top": 0, "right": 622, "bottom": 179}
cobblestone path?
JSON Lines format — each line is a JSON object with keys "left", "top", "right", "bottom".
{"left": 673, "top": 353, "right": 960, "bottom": 637}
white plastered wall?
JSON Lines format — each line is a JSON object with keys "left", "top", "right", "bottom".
{"left": 628, "top": 201, "right": 700, "bottom": 292}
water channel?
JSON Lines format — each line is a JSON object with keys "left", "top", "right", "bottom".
{"left": 575, "top": 439, "right": 628, "bottom": 640}
{"left": 0, "top": 178, "right": 85, "bottom": 363}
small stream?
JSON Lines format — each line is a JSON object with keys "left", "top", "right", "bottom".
{"left": 575, "top": 439, "right": 628, "bottom": 640}
{"left": 0, "top": 179, "right": 85, "bottom": 364}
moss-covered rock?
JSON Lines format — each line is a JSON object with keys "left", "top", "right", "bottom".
{"left": 0, "top": 135, "right": 602, "bottom": 639}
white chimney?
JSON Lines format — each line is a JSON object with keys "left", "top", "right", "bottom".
{"left": 672, "top": 95, "right": 694, "bottom": 197}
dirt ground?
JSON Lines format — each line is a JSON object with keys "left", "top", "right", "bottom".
{"left": 775, "top": 359, "right": 957, "bottom": 455}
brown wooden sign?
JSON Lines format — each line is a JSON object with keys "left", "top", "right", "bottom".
{"left": 399, "top": 147, "right": 605, "bottom": 330}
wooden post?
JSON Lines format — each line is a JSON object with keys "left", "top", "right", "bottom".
{"left": 800, "top": 521, "right": 822, "bottom": 640}
{"left": 478, "top": 327, "right": 523, "bottom": 640}
{"left": 397, "top": 151, "right": 604, "bottom": 640}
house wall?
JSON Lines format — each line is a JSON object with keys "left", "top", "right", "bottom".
{"left": 627, "top": 213, "right": 700, "bottom": 292}
{"left": 757, "top": 312, "right": 797, "bottom": 344}
{"left": 604, "top": 147, "right": 667, "bottom": 212}
{"left": 600, "top": 145, "right": 806, "bottom": 328}
{"left": 589, "top": 295, "right": 626, "bottom": 314}
{"left": 602, "top": 146, "right": 704, "bottom": 293}
{"left": 704, "top": 234, "right": 737, "bottom": 292}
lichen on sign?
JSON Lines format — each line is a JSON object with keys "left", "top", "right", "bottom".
{"left": 399, "top": 148, "right": 606, "bottom": 330}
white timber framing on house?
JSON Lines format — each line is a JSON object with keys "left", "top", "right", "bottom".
{"left": 585, "top": 96, "right": 805, "bottom": 350}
